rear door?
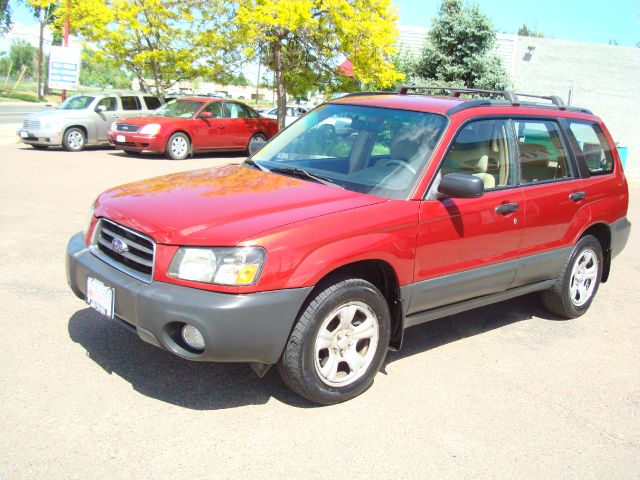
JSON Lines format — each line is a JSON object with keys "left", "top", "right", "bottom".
{"left": 119, "top": 95, "right": 143, "bottom": 120}
{"left": 410, "top": 118, "right": 524, "bottom": 315}
{"left": 222, "top": 102, "right": 253, "bottom": 148}
{"left": 511, "top": 117, "right": 587, "bottom": 287}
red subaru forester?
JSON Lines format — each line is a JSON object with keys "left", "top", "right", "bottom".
{"left": 67, "top": 86, "right": 630, "bottom": 404}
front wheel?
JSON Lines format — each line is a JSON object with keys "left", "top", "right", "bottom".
{"left": 541, "top": 235, "right": 603, "bottom": 318}
{"left": 277, "top": 278, "right": 391, "bottom": 405}
{"left": 165, "top": 132, "right": 190, "bottom": 160}
{"left": 62, "top": 127, "right": 86, "bottom": 152}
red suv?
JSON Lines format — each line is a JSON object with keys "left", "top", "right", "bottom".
{"left": 67, "top": 87, "right": 630, "bottom": 405}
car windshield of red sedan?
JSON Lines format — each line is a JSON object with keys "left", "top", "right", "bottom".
{"left": 250, "top": 104, "right": 447, "bottom": 200}
{"left": 154, "top": 99, "right": 204, "bottom": 118}
{"left": 59, "top": 95, "right": 95, "bottom": 110}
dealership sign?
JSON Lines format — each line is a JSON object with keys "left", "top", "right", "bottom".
{"left": 48, "top": 46, "right": 81, "bottom": 90}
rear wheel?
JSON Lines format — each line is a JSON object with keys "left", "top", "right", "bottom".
{"left": 246, "top": 132, "right": 268, "bottom": 155}
{"left": 62, "top": 127, "right": 86, "bottom": 152}
{"left": 165, "top": 132, "right": 190, "bottom": 160}
{"left": 541, "top": 235, "right": 603, "bottom": 318}
{"left": 277, "top": 278, "right": 391, "bottom": 405}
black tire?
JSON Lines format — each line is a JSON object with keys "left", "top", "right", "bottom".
{"left": 246, "top": 132, "right": 268, "bottom": 155}
{"left": 62, "top": 127, "right": 86, "bottom": 152}
{"left": 165, "top": 132, "right": 190, "bottom": 160}
{"left": 30, "top": 145, "right": 48, "bottom": 150}
{"left": 277, "top": 278, "right": 391, "bottom": 405}
{"left": 541, "top": 235, "right": 603, "bottom": 319}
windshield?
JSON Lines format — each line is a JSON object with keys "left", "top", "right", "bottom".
{"left": 59, "top": 95, "right": 95, "bottom": 110}
{"left": 251, "top": 104, "right": 447, "bottom": 200}
{"left": 153, "top": 99, "right": 204, "bottom": 118}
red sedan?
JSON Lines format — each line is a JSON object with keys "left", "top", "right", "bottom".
{"left": 107, "top": 97, "right": 279, "bottom": 159}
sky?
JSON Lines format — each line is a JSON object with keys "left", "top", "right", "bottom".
{"left": 1, "top": 0, "right": 638, "bottom": 53}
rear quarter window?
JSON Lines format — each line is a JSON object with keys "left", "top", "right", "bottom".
{"left": 567, "top": 121, "right": 614, "bottom": 175}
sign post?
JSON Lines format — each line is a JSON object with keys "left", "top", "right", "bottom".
{"left": 48, "top": 46, "right": 81, "bottom": 94}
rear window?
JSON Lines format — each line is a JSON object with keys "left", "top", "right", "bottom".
{"left": 567, "top": 121, "right": 614, "bottom": 175}
{"left": 121, "top": 96, "right": 142, "bottom": 111}
{"left": 143, "top": 96, "right": 162, "bottom": 110}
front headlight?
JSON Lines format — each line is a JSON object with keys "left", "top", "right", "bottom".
{"left": 168, "top": 247, "right": 266, "bottom": 286}
{"left": 139, "top": 123, "right": 161, "bottom": 135}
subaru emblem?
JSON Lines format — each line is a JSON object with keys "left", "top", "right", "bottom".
{"left": 111, "top": 237, "right": 128, "bottom": 253}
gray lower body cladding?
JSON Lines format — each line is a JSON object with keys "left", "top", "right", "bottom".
{"left": 66, "top": 232, "right": 312, "bottom": 364}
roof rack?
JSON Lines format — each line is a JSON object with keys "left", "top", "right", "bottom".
{"left": 395, "top": 85, "right": 570, "bottom": 111}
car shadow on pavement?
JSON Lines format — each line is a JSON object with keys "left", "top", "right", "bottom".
{"left": 69, "top": 294, "right": 561, "bottom": 410}
{"left": 68, "top": 308, "right": 314, "bottom": 410}
{"left": 384, "top": 292, "right": 563, "bottom": 368}
{"left": 107, "top": 151, "right": 247, "bottom": 161}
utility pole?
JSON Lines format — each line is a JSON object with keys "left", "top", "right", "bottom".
{"left": 37, "top": 8, "right": 44, "bottom": 100}
{"left": 61, "top": 0, "right": 70, "bottom": 102}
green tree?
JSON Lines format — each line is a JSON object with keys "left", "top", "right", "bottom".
{"left": 24, "top": 0, "right": 57, "bottom": 99}
{"left": 1, "top": 0, "right": 11, "bottom": 36}
{"left": 80, "top": 48, "right": 131, "bottom": 88}
{"left": 414, "top": 0, "right": 509, "bottom": 90}
{"left": 7, "top": 39, "right": 38, "bottom": 78}
{"left": 233, "top": 0, "right": 402, "bottom": 128}
{"left": 66, "top": 0, "right": 232, "bottom": 95}
{"left": 517, "top": 24, "right": 544, "bottom": 38}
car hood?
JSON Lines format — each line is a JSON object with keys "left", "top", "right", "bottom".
{"left": 26, "top": 109, "right": 87, "bottom": 122}
{"left": 94, "top": 164, "right": 387, "bottom": 245}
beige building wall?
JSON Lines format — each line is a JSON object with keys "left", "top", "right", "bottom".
{"left": 512, "top": 37, "right": 640, "bottom": 176}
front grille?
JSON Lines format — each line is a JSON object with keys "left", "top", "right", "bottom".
{"left": 114, "top": 141, "right": 136, "bottom": 147}
{"left": 24, "top": 119, "right": 41, "bottom": 130}
{"left": 91, "top": 219, "right": 155, "bottom": 283}
{"left": 116, "top": 124, "right": 141, "bottom": 133}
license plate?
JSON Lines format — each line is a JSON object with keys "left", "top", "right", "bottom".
{"left": 20, "top": 131, "right": 29, "bottom": 138}
{"left": 86, "top": 277, "right": 115, "bottom": 319}
{"left": 116, "top": 134, "right": 125, "bottom": 142}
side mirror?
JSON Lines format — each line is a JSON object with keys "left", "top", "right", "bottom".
{"left": 199, "top": 111, "right": 213, "bottom": 119}
{"left": 95, "top": 105, "right": 107, "bottom": 112}
{"left": 438, "top": 173, "right": 484, "bottom": 198}
{"left": 248, "top": 136, "right": 267, "bottom": 156}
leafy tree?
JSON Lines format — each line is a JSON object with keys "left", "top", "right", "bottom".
{"left": 80, "top": 48, "right": 131, "bottom": 88}
{"left": 233, "top": 0, "right": 402, "bottom": 128}
{"left": 7, "top": 39, "right": 38, "bottom": 78}
{"left": 414, "top": 0, "right": 509, "bottom": 90}
{"left": 1, "top": 0, "right": 11, "bottom": 36}
{"left": 517, "top": 24, "right": 544, "bottom": 38}
{"left": 65, "top": 0, "right": 232, "bottom": 95}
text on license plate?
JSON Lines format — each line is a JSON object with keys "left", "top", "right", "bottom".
{"left": 116, "top": 134, "right": 126, "bottom": 142}
{"left": 86, "top": 277, "right": 115, "bottom": 319}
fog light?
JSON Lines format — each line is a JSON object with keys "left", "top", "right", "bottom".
{"left": 181, "top": 324, "right": 205, "bottom": 351}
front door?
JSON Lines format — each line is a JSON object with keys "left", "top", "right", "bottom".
{"left": 192, "top": 102, "right": 227, "bottom": 150}
{"left": 410, "top": 118, "right": 524, "bottom": 315}
{"left": 93, "top": 96, "right": 117, "bottom": 141}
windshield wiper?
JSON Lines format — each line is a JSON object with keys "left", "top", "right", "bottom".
{"left": 269, "top": 166, "right": 343, "bottom": 189}
{"left": 243, "top": 158, "right": 270, "bottom": 172}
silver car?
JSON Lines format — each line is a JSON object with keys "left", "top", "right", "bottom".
{"left": 17, "top": 93, "right": 163, "bottom": 151}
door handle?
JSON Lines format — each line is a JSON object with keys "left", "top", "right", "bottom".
{"left": 111, "top": 115, "right": 119, "bottom": 119}
{"left": 569, "top": 191, "right": 586, "bottom": 202}
{"left": 495, "top": 202, "right": 519, "bottom": 215}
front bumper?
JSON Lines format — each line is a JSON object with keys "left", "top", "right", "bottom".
{"left": 66, "top": 232, "right": 312, "bottom": 364}
{"left": 107, "top": 131, "right": 164, "bottom": 152}
{"left": 17, "top": 128, "right": 63, "bottom": 146}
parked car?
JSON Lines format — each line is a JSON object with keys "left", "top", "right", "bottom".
{"left": 261, "top": 105, "right": 311, "bottom": 126}
{"left": 18, "top": 93, "right": 163, "bottom": 151}
{"left": 67, "top": 86, "right": 630, "bottom": 405}
{"left": 107, "top": 97, "right": 278, "bottom": 160}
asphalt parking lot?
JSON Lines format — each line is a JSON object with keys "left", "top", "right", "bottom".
{"left": 1, "top": 141, "right": 639, "bottom": 479}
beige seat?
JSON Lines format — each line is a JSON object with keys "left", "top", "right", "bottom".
{"left": 472, "top": 154, "right": 496, "bottom": 189}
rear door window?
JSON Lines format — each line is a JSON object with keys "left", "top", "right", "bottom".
{"left": 120, "top": 96, "right": 142, "bottom": 111}
{"left": 513, "top": 119, "right": 573, "bottom": 183}
{"left": 567, "top": 121, "right": 614, "bottom": 174}
{"left": 143, "top": 96, "right": 162, "bottom": 110}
